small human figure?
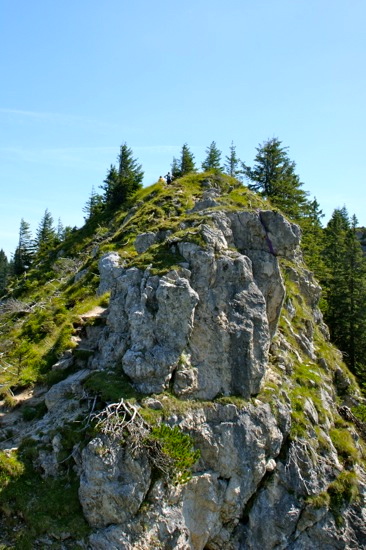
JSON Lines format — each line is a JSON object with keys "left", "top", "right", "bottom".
{"left": 165, "top": 172, "right": 172, "bottom": 184}
{"left": 158, "top": 175, "right": 166, "bottom": 183}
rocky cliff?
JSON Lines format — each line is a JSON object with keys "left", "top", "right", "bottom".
{"left": 1, "top": 174, "right": 365, "bottom": 549}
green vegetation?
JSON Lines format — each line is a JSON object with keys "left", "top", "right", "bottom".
{"left": 328, "top": 470, "right": 360, "bottom": 526}
{"left": 201, "top": 141, "right": 223, "bottom": 173}
{"left": 0, "top": 445, "right": 89, "bottom": 548}
{"left": 329, "top": 427, "right": 361, "bottom": 465}
{"left": 243, "top": 137, "right": 309, "bottom": 221}
{"left": 171, "top": 143, "right": 197, "bottom": 179}
{"left": 352, "top": 404, "right": 366, "bottom": 423}
{"left": 307, "top": 470, "right": 360, "bottom": 527}
{"left": 148, "top": 424, "right": 200, "bottom": 484}
{"left": 84, "top": 369, "right": 140, "bottom": 403}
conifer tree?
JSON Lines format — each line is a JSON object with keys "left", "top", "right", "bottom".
{"left": 83, "top": 186, "right": 104, "bottom": 220}
{"left": 171, "top": 157, "right": 180, "bottom": 180}
{"left": 224, "top": 141, "right": 242, "bottom": 180}
{"left": 102, "top": 144, "right": 144, "bottom": 209}
{"left": 0, "top": 249, "right": 9, "bottom": 295}
{"left": 102, "top": 165, "right": 120, "bottom": 207}
{"left": 57, "top": 218, "right": 65, "bottom": 241}
{"left": 171, "top": 144, "right": 196, "bottom": 179}
{"left": 321, "top": 208, "right": 366, "bottom": 373}
{"left": 180, "top": 143, "right": 196, "bottom": 176}
{"left": 298, "top": 197, "right": 325, "bottom": 278}
{"left": 12, "top": 219, "right": 35, "bottom": 275}
{"left": 201, "top": 141, "right": 223, "bottom": 172}
{"left": 243, "top": 138, "right": 309, "bottom": 220}
{"left": 342, "top": 215, "right": 366, "bottom": 371}
{"left": 35, "top": 209, "right": 57, "bottom": 254}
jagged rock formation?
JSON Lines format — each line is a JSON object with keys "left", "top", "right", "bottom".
{"left": 79, "top": 195, "right": 365, "bottom": 548}
{"left": 1, "top": 175, "right": 366, "bottom": 549}
{"left": 91, "top": 208, "right": 299, "bottom": 401}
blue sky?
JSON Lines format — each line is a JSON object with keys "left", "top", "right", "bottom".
{"left": 1, "top": 0, "right": 365, "bottom": 258}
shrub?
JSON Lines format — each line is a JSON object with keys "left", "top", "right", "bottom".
{"left": 148, "top": 424, "right": 200, "bottom": 484}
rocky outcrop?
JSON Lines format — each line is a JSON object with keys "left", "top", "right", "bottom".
{"left": 91, "top": 209, "right": 300, "bottom": 400}
{"left": 81, "top": 401, "right": 288, "bottom": 549}
{"left": 81, "top": 399, "right": 366, "bottom": 549}
{"left": 77, "top": 202, "right": 366, "bottom": 549}
{"left": 79, "top": 436, "right": 152, "bottom": 528}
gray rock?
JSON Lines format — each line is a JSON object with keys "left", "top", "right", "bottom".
{"left": 79, "top": 436, "right": 151, "bottom": 528}
{"left": 97, "top": 252, "right": 123, "bottom": 295}
{"left": 44, "top": 369, "right": 90, "bottom": 411}
{"left": 134, "top": 232, "right": 157, "bottom": 254}
{"left": 177, "top": 247, "right": 270, "bottom": 399}
{"left": 74, "top": 268, "right": 88, "bottom": 283}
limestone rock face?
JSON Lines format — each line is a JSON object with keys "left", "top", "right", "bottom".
{"left": 82, "top": 402, "right": 288, "bottom": 550}
{"left": 97, "top": 252, "right": 123, "bottom": 295}
{"left": 93, "top": 249, "right": 269, "bottom": 398}
{"left": 175, "top": 245, "right": 269, "bottom": 399}
{"left": 82, "top": 402, "right": 366, "bottom": 550}
{"left": 92, "top": 208, "right": 300, "bottom": 399}
{"left": 93, "top": 267, "right": 199, "bottom": 394}
{"left": 76, "top": 203, "right": 366, "bottom": 549}
{"left": 225, "top": 210, "right": 301, "bottom": 336}
{"left": 79, "top": 436, "right": 151, "bottom": 528}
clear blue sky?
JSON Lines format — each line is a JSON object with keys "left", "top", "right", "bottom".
{"left": 1, "top": 0, "right": 365, "bottom": 258}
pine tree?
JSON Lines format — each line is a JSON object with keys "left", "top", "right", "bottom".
{"left": 102, "top": 144, "right": 144, "bottom": 209}
{"left": 12, "top": 219, "right": 35, "bottom": 275}
{"left": 343, "top": 215, "right": 366, "bottom": 371}
{"left": 0, "top": 249, "right": 9, "bottom": 295}
{"left": 83, "top": 186, "right": 105, "bottom": 220}
{"left": 201, "top": 141, "right": 223, "bottom": 172}
{"left": 180, "top": 144, "right": 196, "bottom": 176}
{"left": 243, "top": 138, "right": 309, "bottom": 220}
{"left": 171, "top": 144, "right": 196, "bottom": 179}
{"left": 299, "top": 197, "right": 325, "bottom": 278}
{"left": 224, "top": 141, "right": 242, "bottom": 179}
{"left": 171, "top": 157, "right": 180, "bottom": 180}
{"left": 321, "top": 208, "right": 366, "bottom": 373}
{"left": 35, "top": 209, "right": 57, "bottom": 254}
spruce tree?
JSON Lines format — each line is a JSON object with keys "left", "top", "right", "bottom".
{"left": 0, "top": 249, "right": 9, "bottom": 295}
{"left": 171, "top": 157, "right": 181, "bottom": 180}
{"left": 171, "top": 144, "right": 196, "bottom": 179}
{"left": 201, "top": 141, "right": 223, "bottom": 172}
{"left": 102, "top": 165, "right": 120, "bottom": 207}
{"left": 83, "top": 186, "right": 104, "bottom": 220}
{"left": 102, "top": 144, "right": 144, "bottom": 209}
{"left": 343, "top": 215, "right": 366, "bottom": 371}
{"left": 224, "top": 141, "right": 242, "bottom": 179}
{"left": 180, "top": 144, "right": 196, "bottom": 176}
{"left": 321, "top": 208, "right": 366, "bottom": 374}
{"left": 12, "top": 219, "right": 35, "bottom": 275}
{"left": 57, "top": 218, "right": 65, "bottom": 241}
{"left": 299, "top": 197, "right": 325, "bottom": 278}
{"left": 243, "top": 138, "right": 309, "bottom": 220}
{"left": 35, "top": 209, "right": 57, "bottom": 254}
